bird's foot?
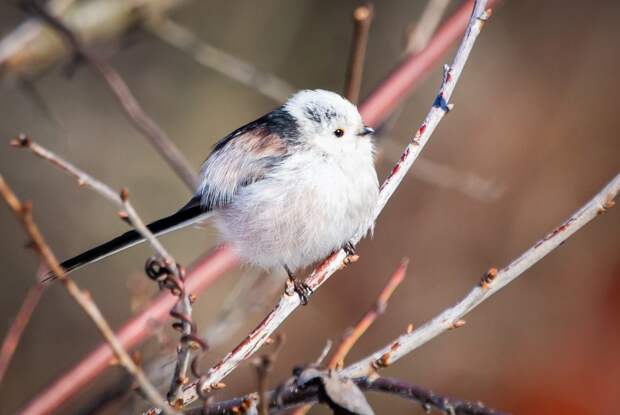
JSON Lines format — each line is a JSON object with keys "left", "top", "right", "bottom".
{"left": 284, "top": 265, "right": 312, "bottom": 305}
{"left": 342, "top": 241, "right": 359, "bottom": 266}
{"left": 343, "top": 241, "right": 356, "bottom": 256}
{"left": 292, "top": 277, "right": 312, "bottom": 306}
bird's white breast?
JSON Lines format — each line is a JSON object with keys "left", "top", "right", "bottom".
{"left": 212, "top": 139, "right": 379, "bottom": 271}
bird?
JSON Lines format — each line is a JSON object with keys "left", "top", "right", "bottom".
{"left": 45, "top": 89, "right": 379, "bottom": 303}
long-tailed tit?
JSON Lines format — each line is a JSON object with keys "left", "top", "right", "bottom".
{"left": 46, "top": 90, "right": 379, "bottom": 302}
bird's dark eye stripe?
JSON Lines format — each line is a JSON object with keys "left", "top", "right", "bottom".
{"left": 334, "top": 128, "right": 345, "bottom": 137}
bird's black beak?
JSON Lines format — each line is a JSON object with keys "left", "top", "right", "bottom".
{"left": 359, "top": 126, "right": 374, "bottom": 136}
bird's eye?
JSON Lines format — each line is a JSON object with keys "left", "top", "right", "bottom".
{"left": 334, "top": 128, "right": 345, "bottom": 138}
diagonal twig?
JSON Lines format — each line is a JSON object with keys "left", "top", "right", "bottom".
{"left": 20, "top": 0, "right": 199, "bottom": 190}
{"left": 10, "top": 135, "right": 176, "bottom": 265}
{"left": 146, "top": 17, "right": 295, "bottom": 102}
{"left": 10, "top": 134, "right": 196, "bottom": 405}
{"left": 17, "top": 245, "right": 236, "bottom": 415}
{"left": 291, "top": 259, "right": 408, "bottom": 415}
{"left": 174, "top": 1, "right": 492, "bottom": 407}
{"left": 0, "top": 283, "right": 44, "bottom": 385}
{"left": 328, "top": 259, "right": 408, "bottom": 369}
{"left": 0, "top": 175, "right": 178, "bottom": 415}
{"left": 343, "top": 173, "right": 620, "bottom": 378}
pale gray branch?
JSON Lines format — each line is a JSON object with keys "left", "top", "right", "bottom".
{"left": 146, "top": 17, "right": 295, "bottom": 102}
{"left": 343, "top": 173, "right": 620, "bottom": 377}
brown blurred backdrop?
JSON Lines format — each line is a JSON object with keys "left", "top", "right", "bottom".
{"left": 0, "top": 1, "right": 619, "bottom": 414}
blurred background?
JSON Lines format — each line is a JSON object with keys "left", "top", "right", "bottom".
{"left": 0, "top": 0, "right": 619, "bottom": 414}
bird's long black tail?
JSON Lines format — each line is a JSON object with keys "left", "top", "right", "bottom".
{"left": 43, "top": 197, "right": 210, "bottom": 283}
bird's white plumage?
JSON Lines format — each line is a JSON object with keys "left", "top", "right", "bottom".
{"left": 211, "top": 90, "right": 379, "bottom": 271}
{"left": 51, "top": 89, "right": 379, "bottom": 280}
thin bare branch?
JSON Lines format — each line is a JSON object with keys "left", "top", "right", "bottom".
{"left": 329, "top": 259, "right": 407, "bottom": 369}
{"left": 10, "top": 135, "right": 175, "bottom": 265}
{"left": 19, "top": 245, "right": 237, "bottom": 415}
{"left": 343, "top": 173, "right": 620, "bottom": 378}
{"left": 19, "top": 1, "right": 199, "bottom": 190}
{"left": 10, "top": 134, "right": 196, "bottom": 405}
{"left": 0, "top": 175, "right": 177, "bottom": 415}
{"left": 189, "top": 375, "right": 505, "bottom": 415}
{"left": 345, "top": 4, "right": 374, "bottom": 103}
{"left": 405, "top": 0, "right": 452, "bottom": 54}
{"left": 146, "top": 17, "right": 295, "bottom": 102}
{"left": 291, "top": 259, "right": 407, "bottom": 415}
{"left": 0, "top": 283, "right": 43, "bottom": 385}
{"left": 359, "top": 377, "right": 506, "bottom": 415}
{"left": 380, "top": 138, "right": 504, "bottom": 202}
{"left": 174, "top": 1, "right": 492, "bottom": 407}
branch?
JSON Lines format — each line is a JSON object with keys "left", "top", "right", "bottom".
{"left": 360, "top": 0, "right": 495, "bottom": 127}
{"left": 11, "top": 135, "right": 176, "bottom": 267}
{"left": 9, "top": 134, "right": 200, "bottom": 405}
{"left": 146, "top": 17, "right": 295, "bottom": 102}
{"left": 291, "top": 259, "right": 407, "bottom": 415}
{"left": 345, "top": 4, "right": 374, "bottom": 104}
{"left": 328, "top": 259, "right": 407, "bottom": 369}
{"left": 18, "top": 245, "right": 237, "bottom": 415}
{"left": 0, "top": 283, "right": 43, "bottom": 385}
{"left": 188, "top": 375, "right": 505, "bottom": 415}
{"left": 359, "top": 377, "right": 506, "bottom": 415}
{"left": 176, "top": 1, "right": 492, "bottom": 407}
{"left": 0, "top": 175, "right": 177, "bottom": 415}
{"left": 380, "top": 139, "right": 504, "bottom": 202}
{"left": 343, "top": 173, "right": 620, "bottom": 378}
{"left": 19, "top": 1, "right": 199, "bottom": 190}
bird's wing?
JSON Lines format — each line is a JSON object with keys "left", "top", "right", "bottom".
{"left": 198, "top": 113, "right": 292, "bottom": 209}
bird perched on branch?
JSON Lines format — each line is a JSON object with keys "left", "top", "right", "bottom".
{"left": 45, "top": 89, "right": 379, "bottom": 303}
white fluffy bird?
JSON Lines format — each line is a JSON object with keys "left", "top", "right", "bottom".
{"left": 47, "top": 90, "right": 379, "bottom": 301}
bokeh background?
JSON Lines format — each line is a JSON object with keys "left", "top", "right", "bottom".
{"left": 0, "top": 0, "right": 619, "bottom": 414}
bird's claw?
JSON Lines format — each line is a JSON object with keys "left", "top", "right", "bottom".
{"left": 343, "top": 241, "right": 356, "bottom": 256}
{"left": 292, "top": 278, "right": 312, "bottom": 306}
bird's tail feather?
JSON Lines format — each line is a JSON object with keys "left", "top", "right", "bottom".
{"left": 43, "top": 197, "right": 210, "bottom": 283}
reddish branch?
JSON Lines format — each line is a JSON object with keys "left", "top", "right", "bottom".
{"left": 10, "top": 134, "right": 202, "bottom": 404}
{"left": 0, "top": 283, "right": 43, "bottom": 385}
{"left": 327, "top": 259, "right": 408, "bottom": 370}
{"left": 291, "top": 259, "right": 408, "bottom": 415}
{"left": 360, "top": 0, "right": 496, "bottom": 127}
{"left": 21, "top": 1, "right": 495, "bottom": 413}
{"left": 17, "top": 246, "right": 237, "bottom": 415}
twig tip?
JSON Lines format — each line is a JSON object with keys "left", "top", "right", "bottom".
{"left": 353, "top": 4, "right": 374, "bottom": 22}
{"left": 119, "top": 187, "right": 129, "bottom": 202}
{"left": 451, "top": 319, "right": 466, "bottom": 329}
{"left": 10, "top": 134, "right": 31, "bottom": 148}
